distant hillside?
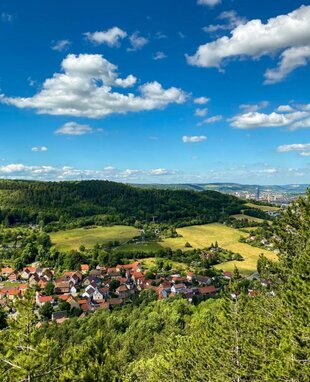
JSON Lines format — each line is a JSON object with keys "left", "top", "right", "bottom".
{"left": 136, "top": 182, "right": 310, "bottom": 194}
{"left": 0, "top": 179, "right": 245, "bottom": 227}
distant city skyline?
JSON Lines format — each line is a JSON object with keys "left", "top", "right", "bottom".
{"left": 0, "top": 0, "right": 310, "bottom": 184}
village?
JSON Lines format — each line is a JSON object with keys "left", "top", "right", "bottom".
{"left": 0, "top": 261, "right": 235, "bottom": 324}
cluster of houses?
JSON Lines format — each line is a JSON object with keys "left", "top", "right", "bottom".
{"left": 0, "top": 262, "right": 225, "bottom": 323}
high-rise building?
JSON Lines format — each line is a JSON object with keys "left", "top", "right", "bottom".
{"left": 255, "top": 186, "right": 260, "bottom": 200}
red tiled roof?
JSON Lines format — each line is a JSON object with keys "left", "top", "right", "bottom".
{"left": 58, "top": 295, "right": 70, "bottom": 301}
{"left": 8, "top": 288, "right": 19, "bottom": 296}
{"left": 107, "top": 298, "right": 123, "bottom": 305}
{"left": 198, "top": 285, "right": 217, "bottom": 295}
{"left": 1, "top": 267, "right": 14, "bottom": 274}
{"left": 116, "top": 285, "right": 128, "bottom": 292}
{"left": 78, "top": 299, "right": 88, "bottom": 305}
{"left": 38, "top": 295, "right": 53, "bottom": 303}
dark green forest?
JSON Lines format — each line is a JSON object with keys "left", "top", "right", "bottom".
{"left": 0, "top": 179, "right": 244, "bottom": 228}
{"left": 0, "top": 190, "right": 309, "bottom": 381}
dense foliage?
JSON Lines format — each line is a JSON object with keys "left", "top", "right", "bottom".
{"left": 0, "top": 190, "right": 309, "bottom": 381}
{"left": 0, "top": 179, "right": 244, "bottom": 228}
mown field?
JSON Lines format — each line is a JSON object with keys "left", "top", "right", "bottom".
{"left": 161, "top": 223, "right": 277, "bottom": 275}
{"left": 114, "top": 242, "right": 163, "bottom": 253}
{"left": 50, "top": 223, "right": 277, "bottom": 275}
{"left": 245, "top": 203, "right": 280, "bottom": 212}
{"left": 50, "top": 226, "right": 139, "bottom": 251}
{"left": 231, "top": 214, "right": 269, "bottom": 224}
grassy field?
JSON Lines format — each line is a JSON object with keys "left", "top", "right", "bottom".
{"left": 161, "top": 223, "right": 277, "bottom": 275}
{"left": 140, "top": 257, "right": 189, "bottom": 272}
{"left": 50, "top": 226, "right": 139, "bottom": 251}
{"left": 115, "top": 242, "right": 163, "bottom": 253}
{"left": 245, "top": 203, "right": 280, "bottom": 212}
{"left": 50, "top": 223, "right": 277, "bottom": 275}
{"left": 231, "top": 214, "right": 268, "bottom": 224}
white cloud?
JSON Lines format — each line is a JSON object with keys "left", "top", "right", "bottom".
{"left": 230, "top": 110, "right": 308, "bottom": 129}
{"left": 198, "top": 115, "right": 222, "bottom": 125}
{"left": 0, "top": 163, "right": 179, "bottom": 181}
{"left": 197, "top": 0, "right": 221, "bottom": 7}
{"left": 153, "top": 51, "right": 167, "bottom": 60}
{"left": 31, "top": 146, "right": 48, "bottom": 152}
{"left": 194, "top": 96, "right": 210, "bottom": 105}
{"left": 276, "top": 105, "right": 295, "bottom": 113}
{"left": 149, "top": 168, "right": 170, "bottom": 175}
{"left": 1, "top": 54, "right": 186, "bottom": 118}
{"left": 0, "top": 164, "right": 56, "bottom": 176}
{"left": 277, "top": 143, "right": 310, "bottom": 152}
{"left": 114, "top": 74, "right": 137, "bottom": 87}
{"left": 289, "top": 118, "right": 310, "bottom": 131}
{"left": 277, "top": 143, "right": 310, "bottom": 157}
{"left": 155, "top": 32, "right": 167, "bottom": 40}
{"left": 195, "top": 108, "right": 208, "bottom": 117}
{"left": 0, "top": 162, "right": 308, "bottom": 183}
{"left": 258, "top": 168, "right": 277, "bottom": 174}
{"left": 128, "top": 32, "right": 148, "bottom": 51}
{"left": 51, "top": 40, "right": 71, "bottom": 52}
{"left": 55, "top": 122, "right": 101, "bottom": 135}
{"left": 239, "top": 101, "right": 269, "bottom": 113}
{"left": 84, "top": 27, "right": 127, "bottom": 47}
{"left": 203, "top": 10, "right": 247, "bottom": 33}
{"left": 187, "top": 5, "right": 310, "bottom": 83}
{"left": 182, "top": 135, "right": 207, "bottom": 143}
{"left": 265, "top": 45, "right": 310, "bottom": 84}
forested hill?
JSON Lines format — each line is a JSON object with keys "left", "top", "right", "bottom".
{"left": 0, "top": 179, "right": 244, "bottom": 226}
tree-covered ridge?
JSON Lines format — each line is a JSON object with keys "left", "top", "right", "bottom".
{"left": 0, "top": 179, "right": 244, "bottom": 227}
{"left": 0, "top": 190, "right": 309, "bottom": 381}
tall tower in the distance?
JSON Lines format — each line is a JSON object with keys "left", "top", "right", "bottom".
{"left": 255, "top": 186, "right": 260, "bottom": 200}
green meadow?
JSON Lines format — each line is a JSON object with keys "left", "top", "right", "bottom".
{"left": 50, "top": 223, "right": 277, "bottom": 275}
{"left": 50, "top": 225, "right": 139, "bottom": 251}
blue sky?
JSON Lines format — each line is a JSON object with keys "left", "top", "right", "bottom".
{"left": 0, "top": 0, "right": 310, "bottom": 184}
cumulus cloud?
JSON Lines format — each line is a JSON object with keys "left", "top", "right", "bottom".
{"left": 277, "top": 143, "right": 310, "bottom": 157}
{"left": 1, "top": 54, "right": 186, "bottom": 118}
{"left": 128, "top": 32, "right": 148, "bottom": 51}
{"left": 195, "top": 108, "right": 208, "bottom": 117}
{"left": 0, "top": 163, "right": 177, "bottom": 181}
{"left": 149, "top": 168, "right": 170, "bottom": 175}
{"left": 84, "top": 27, "right": 127, "bottom": 47}
{"left": 239, "top": 101, "right": 269, "bottom": 113}
{"left": 197, "top": 0, "right": 221, "bottom": 7}
{"left": 187, "top": 5, "right": 310, "bottom": 83}
{"left": 289, "top": 117, "right": 310, "bottom": 131}
{"left": 0, "top": 162, "right": 308, "bottom": 183}
{"left": 194, "top": 96, "right": 210, "bottom": 105}
{"left": 230, "top": 107, "right": 309, "bottom": 130}
{"left": 276, "top": 105, "right": 295, "bottom": 113}
{"left": 55, "top": 122, "right": 101, "bottom": 135}
{"left": 203, "top": 10, "right": 247, "bottom": 33}
{"left": 51, "top": 40, "right": 71, "bottom": 52}
{"left": 153, "top": 51, "right": 167, "bottom": 60}
{"left": 182, "top": 135, "right": 207, "bottom": 143}
{"left": 31, "top": 146, "right": 48, "bottom": 152}
{"left": 264, "top": 45, "right": 310, "bottom": 84}
{"left": 198, "top": 115, "right": 222, "bottom": 125}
